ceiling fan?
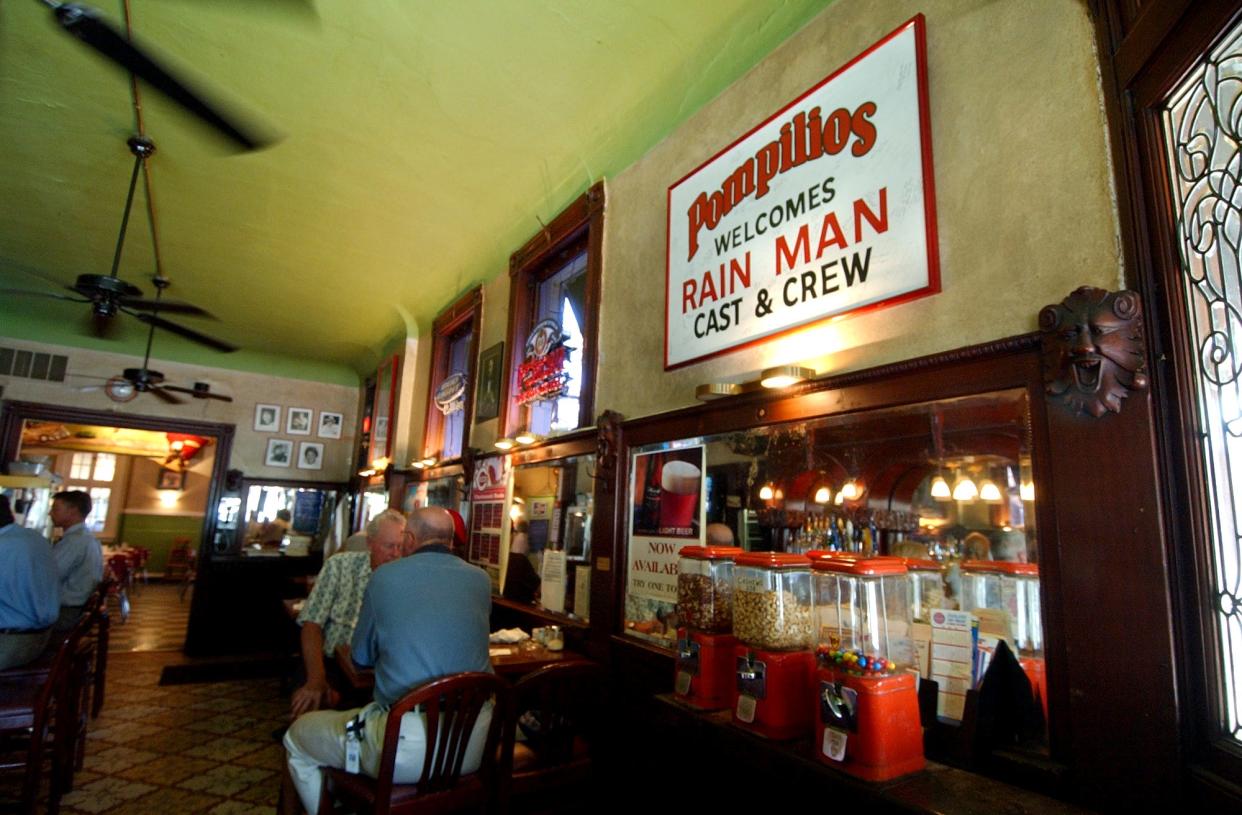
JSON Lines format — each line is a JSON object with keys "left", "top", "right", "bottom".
{"left": 1, "top": 135, "right": 239, "bottom": 352}
{"left": 91, "top": 277, "right": 236, "bottom": 405}
{"left": 35, "top": 0, "right": 273, "bottom": 151}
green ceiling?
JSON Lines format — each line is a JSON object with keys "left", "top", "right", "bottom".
{"left": 0, "top": 0, "right": 832, "bottom": 384}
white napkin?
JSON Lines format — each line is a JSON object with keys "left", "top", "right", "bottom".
{"left": 489, "top": 628, "right": 529, "bottom": 644}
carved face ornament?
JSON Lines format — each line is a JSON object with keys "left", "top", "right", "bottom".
{"left": 1039, "top": 287, "right": 1149, "bottom": 417}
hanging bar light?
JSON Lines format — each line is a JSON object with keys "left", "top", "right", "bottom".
{"left": 952, "top": 476, "right": 978, "bottom": 502}
{"left": 930, "top": 474, "right": 952, "bottom": 500}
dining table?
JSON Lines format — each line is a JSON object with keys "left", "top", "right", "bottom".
{"left": 334, "top": 641, "right": 576, "bottom": 691}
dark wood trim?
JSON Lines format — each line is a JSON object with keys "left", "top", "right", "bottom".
{"left": 0, "top": 399, "right": 234, "bottom": 656}
{"left": 507, "top": 427, "right": 597, "bottom": 468}
{"left": 501, "top": 181, "right": 605, "bottom": 438}
{"left": 421, "top": 287, "right": 483, "bottom": 462}
{"left": 1094, "top": 0, "right": 1242, "bottom": 801}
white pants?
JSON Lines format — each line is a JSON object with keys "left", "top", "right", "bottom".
{"left": 284, "top": 701, "right": 493, "bottom": 814}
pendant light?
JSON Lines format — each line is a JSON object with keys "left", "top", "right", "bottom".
{"left": 952, "top": 476, "right": 978, "bottom": 502}
{"left": 930, "top": 474, "right": 952, "bottom": 500}
{"left": 814, "top": 485, "right": 832, "bottom": 504}
{"left": 979, "top": 478, "right": 1003, "bottom": 503}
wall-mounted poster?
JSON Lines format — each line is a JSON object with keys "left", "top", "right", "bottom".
{"left": 631, "top": 447, "right": 704, "bottom": 539}
{"left": 255, "top": 404, "right": 280, "bottom": 432}
{"left": 626, "top": 445, "right": 706, "bottom": 605}
{"left": 665, "top": 15, "right": 939, "bottom": 368}
{"left": 468, "top": 455, "right": 510, "bottom": 566}
{"left": 474, "top": 341, "right": 504, "bottom": 422}
{"left": 265, "top": 439, "right": 292, "bottom": 468}
{"left": 317, "top": 411, "right": 343, "bottom": 439}
{"left": 287, "top": 407, "right": 313, "bottom": 436}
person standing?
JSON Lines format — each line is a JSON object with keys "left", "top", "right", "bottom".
{"left": 283, "top": 508, "right": 493, "bottom": 814}
{"left": 49, "top": 490, "right": 103, "bottom": 631}
{"left": 0, "top": 495, "right": 59, "bottom": 669}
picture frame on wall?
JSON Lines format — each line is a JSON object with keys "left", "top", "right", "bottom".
{"left": 474, "top": 341, "right": 504, "bottom": 422}
{"left": 298, "top": 442, "right": 325, "bottom": 470}
{"left": 255, "top": 404, "right": 280, "bottom": 432}
{"left": 156, "top": 466, "right": 185, "bottom": 490}
{"left": 287, "top": 407, "right": 313, "bottom": 435}
{"left": 317, "top": 411, "right": 343, "bottom": 439}
{"left": 265, "top": 438, "right": 293, "bottom": 467}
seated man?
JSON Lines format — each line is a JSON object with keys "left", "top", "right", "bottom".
{"left": 0, "top": 495, "right": 59, "bottom": 670}
{"left": 258, "top": 509, "right": 293, "bottom": 546}
{"left": 49, "top": 490, "right": 103, "bottom": 630}
{"left": 291, "top": 508, "right": 406, "bottom": 716}
{"left": 283, "top": 508, "right": 492, "bottom": 814}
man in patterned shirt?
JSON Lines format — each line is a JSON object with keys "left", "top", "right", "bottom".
{"left": 290, "top": 509, "right": 406, "bottom": 716}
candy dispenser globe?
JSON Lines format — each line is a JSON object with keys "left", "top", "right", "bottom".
{"left": 674, "top": 545, "right": 742, "bottom": 710}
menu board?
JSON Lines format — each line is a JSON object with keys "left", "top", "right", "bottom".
{"left": 468, "top": 455, "right": 509, "bottom": 566}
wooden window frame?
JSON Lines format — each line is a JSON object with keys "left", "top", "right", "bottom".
{"left": 421, "top": 286, "right": 483, "bottom": 463}
{"left": 1094, "top": 0, "right": 1242, "bottom": 803}
{"left": 500, "top": 182, "right": 605, "bottom": 438}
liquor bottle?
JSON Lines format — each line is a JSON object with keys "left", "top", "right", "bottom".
{"left": 640, "top": 457, "right": 663, "bottom": 531}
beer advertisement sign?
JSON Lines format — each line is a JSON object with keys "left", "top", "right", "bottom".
{"left": 665, "top": 15, "right": 939, "bottom": 368}
{"left": 627, "top": 446, "right": 705, "bottom": 603}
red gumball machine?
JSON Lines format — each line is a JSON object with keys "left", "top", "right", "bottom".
{"left": 810, "top": 554, "right": 925, "bottom": 781}
{"left": 730, "top": 552, "right": 815, "bottom": 739}
{"left": 674, "top": 545, "right": 743, "bottom": 710}
{"left": 960, "top": 561, "right": 1045, "bottom": 716}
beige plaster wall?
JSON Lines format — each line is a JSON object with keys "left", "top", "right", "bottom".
{"left": 125, "top": 455, "right": 212, "bottom": 517}
{"left": 595, "top": 0, "right": 1122, "bottom": 420}
{"left": 0, "top": 337, "right": 360, "bottom": 482}
{"left": 469, "top": 273, "right": 511, "bottom": 451}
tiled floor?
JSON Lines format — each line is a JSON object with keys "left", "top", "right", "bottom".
{"left": 107, "top": 583, "right": 192, "bottom": 653}
{"left": 54, "top": 651, "right": 288, "bottom": 815}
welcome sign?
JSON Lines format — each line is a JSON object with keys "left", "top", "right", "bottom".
{"left": 665, "top": 16, "right": 939, "bottom": 369}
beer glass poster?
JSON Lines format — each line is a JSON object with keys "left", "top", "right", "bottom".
{"left": 664, "top": 15, "right": 939, "bottom": 368}
{"left": 628, "top": 446, "right": 705, "bottom": 603}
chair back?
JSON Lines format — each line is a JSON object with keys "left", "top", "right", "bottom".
{"left": 507, "top": 660, "right": 603, "bottom": 771}
{"left": 375, "top": 671, "right": 509, "bottom": 807}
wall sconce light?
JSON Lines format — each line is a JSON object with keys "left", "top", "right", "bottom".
{"left": 494, "top": 437, "right": 516, "bottom": 451}
{"left": 372, "top": 457, "right": 391, "bottom": 472}
{"left": 358, "top": 468, "right": 377, "bottom": 478}
{"left": 509, "top": 504, "right": 523, "bottom": 522}
{"left": 695, "top": 383, "right": 743, "bottom": 401}
{"left": 158, "top": 490, "right": 179, "bottom": 508}
{"left": 952, "top": 476, "right": 978, "bottom": 502}
{"left": 514, "top": 429, "right": 543, "bottom": 445}
{"left": 813, "top": 485, "right": 832, "bottom": 504}
{"left": 760, "top": 366, "right": 815, "bottom": 389}
{"left": 759, "top": 484, "right": 775, "bottom": 501}
{"left": 930, "top": 475, "right": 952, "bottom": 500}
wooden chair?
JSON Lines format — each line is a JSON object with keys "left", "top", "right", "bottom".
{"left": 0, "top": 610, "right": 93, "bottom": 814}
{"left": 502, "top": 661, "right": 602, "bottom": 808}
{"left": 164, "top": 540, "right": 193, "bottom": 581}
{"left": 179, "top": 547, "right": 198, "bottom": 601}
{"left": 318, "top": 671, "right": 510, "bottom": 815}
{"left": 90, "top": 580, "right": 112, "bottom": 718}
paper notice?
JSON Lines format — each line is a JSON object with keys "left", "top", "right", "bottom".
{"left": 930, "top": 609, "right": 977, "bottom": 722}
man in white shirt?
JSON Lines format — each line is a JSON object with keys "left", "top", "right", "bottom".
{"left": 50, "top": 490, "right": 104, "bottom": 630}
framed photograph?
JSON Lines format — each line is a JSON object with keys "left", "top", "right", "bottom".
{"left": 156, "top": 466, "right": 185, "bottom": 491}
{"left": 287, "top": 407, "right": 313, "bottom": 436}
{"left": 317, "top": 411, "right": 343, "bottom": 439}
{"left": 265, "top": 438, "right": 293, "bottom": 468}
{"left": 298, "top": 441, "right": 325, "bottom": 470}
{"left": 254, "top": 404, "right": 280, "bottom": 432}
{"left": 474, "top": 341, "right": 504, "bottom": 422}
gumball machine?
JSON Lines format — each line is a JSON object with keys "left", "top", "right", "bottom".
{"left": 674, "top": 545, "right": 743, "bottom": 710}
{"left": 960, "top": 561, "right": 1045, "bottom": 715}
{"left": 810, "top": 554, "right": 924, "bottom": 780}
{"left": 903, "top": 558, "right": 948, "bottom": 622}
{"left": 730, "top": 552, "right": 815, "bottom": 739}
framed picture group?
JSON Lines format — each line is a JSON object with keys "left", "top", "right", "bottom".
{"left": 254, "top": 404, "right": 343, "bottom": 470}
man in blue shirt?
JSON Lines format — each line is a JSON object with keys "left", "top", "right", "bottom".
{"left": 50, "top": 490, "right": 104, "bottom": 630}
{"left": 283, "top": 508, "right": 493, "bottom": 814}
{"left": 0, "top": 495, "right": 60, "bottom": 670}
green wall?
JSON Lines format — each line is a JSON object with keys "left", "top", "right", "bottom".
{"left": 117, "top": 513, "right": 204, "bottom": 575}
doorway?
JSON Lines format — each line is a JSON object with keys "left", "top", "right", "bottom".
{"left": 0, "top": 400, "right": 233, "bottom": 654}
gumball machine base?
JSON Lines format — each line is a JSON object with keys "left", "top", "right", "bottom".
{"left": 674, "top": 629, "right": 738, "bottom": 711}
{"left": 815, "top": 664, "right": 925, "bottom": 782}
{"left": 730, "top": 645, "right": 814, "bottom": 740}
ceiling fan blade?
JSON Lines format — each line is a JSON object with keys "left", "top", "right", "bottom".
{"left": 119, "top": 298, "right": 214, "bottom": 317}
{"left": 49, "top": 3, "right": 272, "bottom": 151}
{"left": 150, "top": 386, "right": 184, "bottom": 405}
{"left": 129, "top": 310, "right": 239, "bottom": 353}
{"left": 162, "top": 384, "right": 235, "bottom": 403}
{"left": 0, "top": 288, "right": 89, "bottom": 303}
